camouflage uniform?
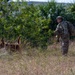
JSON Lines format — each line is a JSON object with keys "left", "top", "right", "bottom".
{"left": 55, "top": 21, "right": 70, "bottom": 55}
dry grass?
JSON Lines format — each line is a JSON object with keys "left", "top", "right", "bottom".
{"left": 0, "top": 41, "right": 75, "bottom": 75}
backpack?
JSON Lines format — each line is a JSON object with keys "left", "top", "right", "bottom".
{"left": 66, "top": 21, "right": 75, "bottom": 36}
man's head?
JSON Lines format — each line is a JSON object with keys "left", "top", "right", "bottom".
{"left": 56, "top": 16, "right": 63, "bottom": 23}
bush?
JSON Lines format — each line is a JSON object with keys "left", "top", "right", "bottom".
{"left": 0, "top": 0, "right": 75, "bottom": 48}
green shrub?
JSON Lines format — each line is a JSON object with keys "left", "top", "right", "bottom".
{"left": 0, "top": 0, "right": 75, "bottom": 48}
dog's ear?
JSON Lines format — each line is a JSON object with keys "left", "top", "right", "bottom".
{"left": 17, "top": 36, "right": 21, "bottom": 44}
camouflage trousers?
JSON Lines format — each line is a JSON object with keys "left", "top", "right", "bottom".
{"left": 61, "top": 34, "right": 69, "bottom": 55}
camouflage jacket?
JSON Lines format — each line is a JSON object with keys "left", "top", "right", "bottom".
{"left": 55, "top": 21, "right": 69, "bottom": 37}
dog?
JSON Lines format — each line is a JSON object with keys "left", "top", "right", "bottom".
{"left": 5, "top": 37, "right": 21, "bottom": 52}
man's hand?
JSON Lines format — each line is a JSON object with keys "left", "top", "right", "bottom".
{"left": 56, "top": 35, "right": 60, "bottom": 42}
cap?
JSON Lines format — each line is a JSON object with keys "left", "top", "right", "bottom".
{"left": 56, "top": 16, "right": 63, "bottom": 20}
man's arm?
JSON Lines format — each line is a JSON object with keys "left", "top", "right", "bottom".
{"left": 54, "top": 24, "right": 61, "bottom": 42}
{"left": 54, "top": 24, "right": 60, "bottom": 35}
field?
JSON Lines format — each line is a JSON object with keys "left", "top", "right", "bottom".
{"left": 0, "top": 1, "right": 75, "bottom": 75}
{"left": 0, "top": 41, "right": 75, "bottom": 75}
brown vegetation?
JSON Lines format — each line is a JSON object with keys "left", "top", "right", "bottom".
{"left": 0, "top": 41, "right": 75, "bottom": 75}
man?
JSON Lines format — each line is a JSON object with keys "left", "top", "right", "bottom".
{"left": 54, "top": 16, "right": 70, "bottom": 56}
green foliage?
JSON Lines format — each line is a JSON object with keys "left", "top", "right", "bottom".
{"left": 0, "top": 0, "right": 75, "bottom": 48}
{"left": 67, "top": 4, "right": 75, "bottom": 25}
{"left": 0, "top": 1, "right": 52, "bottom": 48}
